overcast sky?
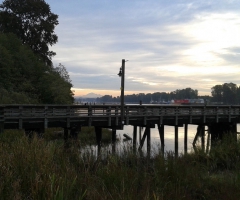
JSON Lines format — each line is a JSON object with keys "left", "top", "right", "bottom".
{"left": 47, "top": 0, "right": 240, "bottom": 97}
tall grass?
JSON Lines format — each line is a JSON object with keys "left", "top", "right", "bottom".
{"left": 0, "top": 129, "right": 240, "bottom": 199}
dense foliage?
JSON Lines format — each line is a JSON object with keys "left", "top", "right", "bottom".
{"left": 211, "top": 82, "right": 240, "bottom": 104}
{"left": 0, "top": 0, "right": 58, "bottom": 65}
{"left": 0, "top": 33, "right": 74, "bottom": 104}
{"left": 0, "top": 0, "right": 74, "bottom": 104}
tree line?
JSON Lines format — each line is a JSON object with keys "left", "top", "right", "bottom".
{"left": 0, "top": 0, "right": 74, "bottom": 104}
{"left": 96, "top": 83, "right": 240, "bottom": 105}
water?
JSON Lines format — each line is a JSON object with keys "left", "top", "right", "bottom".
{"left": 116, "top": 124, "right": 240, "bottom": 154}
{"left": 116, "top": 124, "right": 197, "bottom": 154}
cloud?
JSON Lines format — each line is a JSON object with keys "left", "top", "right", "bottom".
{"left": 49, "top": 0, "right": 240, "bottom": 96}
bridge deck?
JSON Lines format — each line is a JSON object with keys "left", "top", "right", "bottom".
{"left": 1, "top": 104, "right": 240, "bottom": 130}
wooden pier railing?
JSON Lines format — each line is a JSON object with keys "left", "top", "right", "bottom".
{"left": 1, "top": 104, "right": 240, "bottom": 130}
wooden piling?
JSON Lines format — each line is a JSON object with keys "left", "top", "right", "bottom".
{"left": 193, "top": 125, "right": 201, "bottom": 147}
{"left": 133, "top": 126, "right": 137, "bottom": 152}
{"left": 206, "top": 128, "right": 210, "bottom": 153}
{"left": 201, "top": 125, "right": 205, "bottom": 151}
{"left": 157, "top": 124, "right": 164, "bottom": 154}
{"left": 112, "top": 129, "right": 116, "bottom": 153}
{"left": 184, "top": 124, "right": 188, "bottom": 154}
{"left": 139, "top": 126, "right": 142, "bottom": 144}
{"left": 147, "top": 127, "right": 151, "bottom": 156}
{"left": 139, "top": 128, "right": 148, "bottom": 150}
{"left": 175, "top": 126, "right": 178, "bottom": 157}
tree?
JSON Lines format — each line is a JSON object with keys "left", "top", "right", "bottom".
{"left": 54, "top": 63, "right": 72, "bottom": 84}
{"left": 0, "top": 33, "right": 74, "bottom": 104}
{"left": 0, "top": 33, "right": 47, "bottom": 103}
{"left": 222, "top": 83, "right": 238, "bottom": 104}
{"left": 211, "top": 85, "right": 223, "bottom": 103}
{"left": 0, "top": 0, "right": 58, "bottom": 65}
{"left": 211, "top": 83, "right": 238, "bottom": 104}
{"left": 170, "top": 88, "right": 198, "bottom": 99}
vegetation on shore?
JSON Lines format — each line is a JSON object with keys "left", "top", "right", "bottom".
{"left": 95, "top": 83, "right": 240, "bottom": 105}
{"left": 0, "top": 129, "right": 240, "bottom": 199}
{"left": 0, "top": 0, "right": 74, "bottom": 104}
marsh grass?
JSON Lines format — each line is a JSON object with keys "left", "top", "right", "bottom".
{"left": 43, "top": 127, "right": 114, "bottom": 147}
{"left": 0, "top": 130, "right": 240, "bottom": 199}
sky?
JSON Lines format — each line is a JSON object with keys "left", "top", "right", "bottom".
{"left": 47, "top": 0, "right": 240, "bottom": 97}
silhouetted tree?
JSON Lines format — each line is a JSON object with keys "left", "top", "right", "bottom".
{"left": 0, "top": 0, "right": 58, "bottom": 65}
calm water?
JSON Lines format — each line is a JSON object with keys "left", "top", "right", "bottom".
{"left": 117, "top": 124, "right": 197, "bottom": 154}
{"left": 116, "top": 124, "right": 240, "bottom": 154}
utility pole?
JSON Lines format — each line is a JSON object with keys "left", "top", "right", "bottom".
{"left": 118, "top": 59, "right": 125, "bottom": 128}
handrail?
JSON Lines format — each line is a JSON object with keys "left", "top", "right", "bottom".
{"left": 1, "top": 104, "right": 240, "bottom": 118}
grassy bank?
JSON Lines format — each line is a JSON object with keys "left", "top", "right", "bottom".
{"left": 0, "top": 129, "right": 240, "bottom": 199}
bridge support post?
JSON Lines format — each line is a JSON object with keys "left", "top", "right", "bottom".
{"left": 184, "top": 124, "right": 188, "bottom": 154}
{"left": 133, "top": 126, "right": 137, "bottom": 152}
{"left": 112, "top": 129, "right": 116, "bottom": 153}
{"left": 201, "top": 125, "right": 205, "bottom": 151}
{"left": 147, "top": 127, "right": 151, "bottom": 157}
{"left": 209, "top": 122, "right": 237, "bottom": 148}
{"left": 139, "top": 126, "right": 142, "bottom": 144}
{"left": 95, "top": 126, "right": 102, "bottom": 155}
{"left": 157, "top": 124, "right": 164, "bottom": 155}
{"left": 138, "top": 127, "right": 148, "bottom": 151}
{"left": 175, "top": 126, "right": 178, "bottom": 158}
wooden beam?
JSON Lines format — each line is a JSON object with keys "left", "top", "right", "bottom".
{"left": 147, "top": 127, "right": 151, "bottom": 156}
{"left": 157, "top": 124, "right": 164, "bottom": 154}
{"left": 133, "top": 126, "right": 137, "bottom": 151}
{"left": 138, "top": 128, "right": 148, "bottom": 150}
{"left": 201, "top": 125, "right": 205, "bottom": 151}
{"left": 112, "top": 129, "right": 116, "bottom": 153}
{"left": 184, "top": 124, "right": 188, "bottom": 154}
{"left": 175, "top": 126, "right": 178, "bottom": 157}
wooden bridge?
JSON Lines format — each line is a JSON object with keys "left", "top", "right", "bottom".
{"left": 0, "top": 104, "right": 240, "bottom": 156}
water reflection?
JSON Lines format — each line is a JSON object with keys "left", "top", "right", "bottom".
{"left": 81, "top": 124, "right": 240, "bottom": 157}
{"left": 117, "top": 125, "right": 198, "bottom": 154}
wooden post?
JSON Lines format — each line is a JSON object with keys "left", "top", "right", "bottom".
{"left": 175, "top": 126, "right": 178, "bottom": 157}
{"left": 157, "top": 124, "right": 164, "bottom": 154}
{"left": 193, "top": 125, "right": 201, "bottom": 147}
{"left": 139, "top": 126, "right": 142, "bottom": 144}
{"left": 112, "top": 129, "right": 116, "bottom": 153}
{"left": 184, "top": 124, "right": 188, "bottom": 154}
{"left": 120, "top": 59, "right": 125, "bottom": 127}
{"left": 206, "top": 127, "right": 210, "bottom": 153}
{"left": 147, "top": 127, "right": 151, "bottom": 157}
{"left": 138, "top": 127, "right": 148, "bottom": 150}
{"left": 201, "top": 125, "right": 205, "bottom": 151}
{"left": 133, "top": 126, "right": 137, "bottom": 152}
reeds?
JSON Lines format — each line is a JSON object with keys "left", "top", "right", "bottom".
{"left": 0, "top": 129, "right": 240, "bottom": 199}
